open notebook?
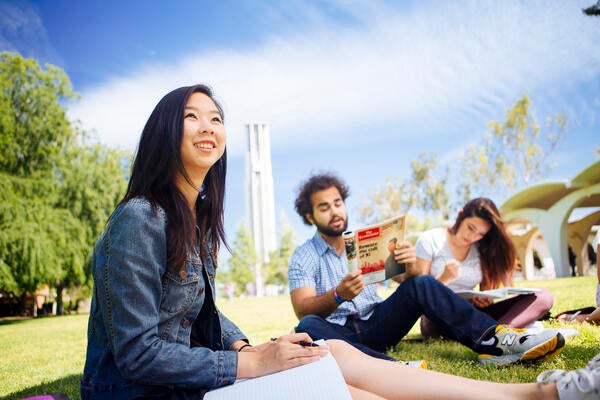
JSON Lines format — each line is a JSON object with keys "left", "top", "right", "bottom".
{"left": 204, "top": 341, "right": 351, "bottom": 400}
{"left": 456, "top": 287, "right": 541, "bottom": 300}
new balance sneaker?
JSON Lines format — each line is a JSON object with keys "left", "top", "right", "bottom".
{"left": 537, "top": 352, "right": 600, "bottom": 399}
{"left": 477, "top": 325, "right": 565, "bottom": 366}
{"left": 399, "top": 359, "right": 428, "bottom": 369}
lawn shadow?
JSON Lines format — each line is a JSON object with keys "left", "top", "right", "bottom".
{"left": 3, "top": 374, "right": 81, "bottom": 400}
{"left": 0, "top": 317, "right": 32, "bottom": 327}
{"left": 0, "top": 314, "right": 78, "bottom": 327}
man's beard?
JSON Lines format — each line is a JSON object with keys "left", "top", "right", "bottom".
{"left": 315, "top": 216, "right": 348, "bottom": 238}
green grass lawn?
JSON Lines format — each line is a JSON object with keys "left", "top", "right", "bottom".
{"left": 1, "top": 276, "right": 598, "bottom": 400}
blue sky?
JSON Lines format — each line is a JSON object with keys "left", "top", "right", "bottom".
{"left": 2, "top": 0, "right": 599, "bottom": 254}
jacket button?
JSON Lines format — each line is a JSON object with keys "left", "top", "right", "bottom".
{"left": 181, "top": 319, "right": 190, "bottom": 328}
{"left": 199, "top": 287, "right": 204, "bottom": 294}
{"left": 179, "top": 270, "right": 187, "bottom": 279}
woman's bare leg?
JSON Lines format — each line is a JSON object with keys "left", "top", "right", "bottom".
{"left": 347, "top": 384, "right": 386, "bottom": 400}
{"left": 326, "top": 339, "right": 558, "bottom": 400}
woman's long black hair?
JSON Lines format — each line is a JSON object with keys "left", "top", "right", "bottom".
{"left": 121, "top": 84, "right": 228, "bottom": 270}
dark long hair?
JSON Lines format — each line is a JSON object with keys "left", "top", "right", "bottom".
{"left": 121, "top": 84, "right": 228, "bottom": 270}
{"left": 450, "top": 197, "right": 514, "bottom": 288}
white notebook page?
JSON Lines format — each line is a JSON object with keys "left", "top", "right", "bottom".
{"left": 205, "top": 347, "right": 351, "bottom": 400}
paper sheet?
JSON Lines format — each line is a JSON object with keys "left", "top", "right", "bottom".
{"left": 204, "top": 345, "right": 351, "bottom": 400}
{"left": 457, "top": 287, "right": 540, "bottom": 300}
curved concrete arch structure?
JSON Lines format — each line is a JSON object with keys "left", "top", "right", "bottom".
{"left": 501, "top": 160, "right": 600, "bottom": 278}
{"left": 568, "top": 210, "right": 600, "bottom": 275}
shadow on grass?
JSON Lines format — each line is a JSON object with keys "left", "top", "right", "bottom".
{"left": 3, "top": 374, "right": 81, "bottom": 400}
{"left": 0, "top": 317, "right": 32, "bottom": 327}
{"left": 0, "top": 313, "right": 85, "bottom": 327}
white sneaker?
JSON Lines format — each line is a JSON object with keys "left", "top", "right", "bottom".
{"left": 537, "top": 353, "right": 600, "bottom": 399}
{"left": 478, "top": 325, "right": 565, "bottom": 366}
{"left": 527, "top": 324, "right": 580, "bottom": 339}
{"left": 398, "top": 359, "right": 428, "bottom": 369}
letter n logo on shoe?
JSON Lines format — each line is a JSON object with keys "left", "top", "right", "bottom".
{"left": 501, "top": 334, "right": 517, "bottom": 346}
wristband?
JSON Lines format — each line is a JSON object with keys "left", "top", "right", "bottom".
{"left": 238, "top": 343, "right": 252, "bottom": 352}
{"left": 333, "top": 287, "right": 345, "bottom": 304}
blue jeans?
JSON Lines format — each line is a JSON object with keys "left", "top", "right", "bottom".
{"left": 295, "top": 275, "right": 498, "bottom": 360}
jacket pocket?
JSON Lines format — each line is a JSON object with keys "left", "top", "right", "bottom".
{"left": 160, "top": 261, "right": 202, "bottom": 314}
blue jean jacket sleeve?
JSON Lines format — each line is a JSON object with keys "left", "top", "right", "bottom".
{"left": 219, "top": 310, "right": 247, "bottom": 348}
{"left": 89, "top": 200, "right": 238, "bottom": 390}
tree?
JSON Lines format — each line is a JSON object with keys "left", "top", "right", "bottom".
{"left": 360, "top": 94, "right": 567, "bottom": 228}
{"left": 409, "top": 153, "right": 451, "bottom": 220}
{"left": 359, "top": 152, "right": 450, "bottom": 230}
{"left": 0, "top": 52, "right": 78, "bottom": 177}
{"left": 0, "top": 172, "right": 88, "bottom": 315}
{"left": 263, "top": 219, "right": 297, "bottom": 287}
{"left": 583, "top": 0, "right": 600, "bottom": 15}
{"left": 55, "top": 138, "right": 129, "bottom": 241}
{"left": 457, "top": 94, "right": 566, "bottom": 203}
{"left": 0, "top": 52, "right": 82, "bottom": 314}
{"left": 51, "top": 138, "right": 129, "bottom": 314}
{"left": 359, "top": 176, "right": 409, "bottom": 225}
{"left": 226, "top": 221, "right": 256, "bottom": 296}
{"left": 0, "top": 52, "right": 129, "bottom": 315}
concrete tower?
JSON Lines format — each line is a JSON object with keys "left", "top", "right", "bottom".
{"left": 245, "top": 123, "right": 277, "bottom": 297}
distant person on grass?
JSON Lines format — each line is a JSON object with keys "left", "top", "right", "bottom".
{"left": 415, "top": 197, "right": 554, "bottom": 338}
{"left": 288, "top": 172, "right": 564, "bottom": 366}
{"left": 81, "top": 85, "right": 598, "bottom": 400}
{"left": 555, "top": 229, "right": 600, "bottom": 325}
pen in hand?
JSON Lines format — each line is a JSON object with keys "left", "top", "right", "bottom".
{"left": 298, "top": 341, "right": 319, "bottom": 347}
{"left": 567, "top": 310, "right": 582, "bottom": 321}
{"left": 270, "top": 338, "right": 320, "bottom": 347}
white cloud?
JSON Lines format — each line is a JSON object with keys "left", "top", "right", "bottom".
{"left": 66, "top": 0, "right": 600, "bottom": 163}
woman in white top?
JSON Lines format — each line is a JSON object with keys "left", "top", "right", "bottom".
{"left": 415, "top": 198, "right": 554, "bottom": 338}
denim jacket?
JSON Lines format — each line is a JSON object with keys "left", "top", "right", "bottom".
{"left": 81, "top": 198, "right": 247, "bottom": 400}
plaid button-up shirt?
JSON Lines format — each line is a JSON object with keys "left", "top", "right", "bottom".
{"left": 288, "top": 232, "right": 382, "bottom": 326}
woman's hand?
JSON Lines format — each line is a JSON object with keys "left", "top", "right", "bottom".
{"left": 470, "top": 296, "right": 494, "bottom": 308}
{"left": 438, "top": 260, "right": 460, "bottom": 284}
{"left": 394, "top": 241, "right": 416, "bottom": 265}
{"left": 237, "top": 332, "right": 328, "bottom": 379}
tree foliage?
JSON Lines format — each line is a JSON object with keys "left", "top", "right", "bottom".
{"left": 0, "top": 52, "right": 129, "bottom": 315}
{"left": 583, "top": 0, "right": 600, "bottom": 15}
{"left": 263, "top": 221, "right": 297, "bottom": 287}
{"left": 360, "top": 94, "right": 567, "bottom": 228}
{"left": 54, "top": 138, "right": 129, "bottom": 247}
{"left": 457, "top": 94, "right": 566, "bottom": 203}
{"left": 220, "top": 215, "right": 298, "bottom": 295}
{"left": 359, "top": 152, "right": 451, "bottom": 229}
{"left": 0, "top": 172, "right": 88, "bottom": 313}
{"left": 0, "top": 52, "right": 78, "bottom": 176}
{"left": 50, "top": 139, "right": 128, "bottom": 313}
{"left": 225, "top": 221, "right": 256, "bottom": 296}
